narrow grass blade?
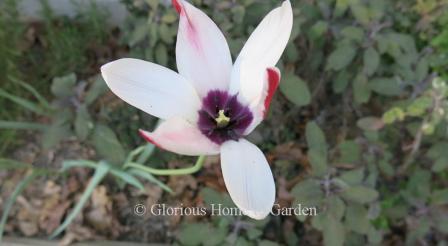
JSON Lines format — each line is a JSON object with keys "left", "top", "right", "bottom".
{"left": 61, "top": 160, "right": 97, "bottom": 172}
{"left": 0, "top": 88, "right": 47, "bottom": 115}
{"left": 9, "top": 76, "right": 51, "bottom": 110}
{"left": 0, "top": 171, "right": 40, "bottom": 242}
{"left": 50, "top": 161, "right": 110, "bottom": 239}
{"left": 110, "top": 168, "right": 145, "bottom": 191}
{"left": 136, "top": 143, "right": 156, "bottom": 164}
{"left": 0, "top": 120, "right": 47, "bottom": 131}
{"left": 128, "top": 168, "right": 173, "bottom": 194}
{"left": 0, "top": 158, "right": 31, "bottom": 170}
{"left": 124, "top": 145, "right": 145, "bottom": 165}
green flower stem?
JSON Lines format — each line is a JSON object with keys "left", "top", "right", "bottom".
{"left": 124, "top": 155, "right": 206, "bottom": 176}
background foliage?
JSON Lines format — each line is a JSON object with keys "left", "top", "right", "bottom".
{"left": 0, "top": 0, "right": 448, "bottom": 245}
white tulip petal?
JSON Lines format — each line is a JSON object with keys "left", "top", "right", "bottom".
{"left": 231, "top": 0, "right": 292, "bottom": 104}
{"left": 220, "top": 139, "right": 275, "bottom": 220}
{"left": 174, "top": 0, "right": 233, "bottom": 97}
{"left": 245, "top": 67, "right": 281, "bottom": 135}
{"left": 101, "top": 58, "right": 201, "bottom": 122}
{"left": 139, "top": 117, "right": 220, "bottom": 156}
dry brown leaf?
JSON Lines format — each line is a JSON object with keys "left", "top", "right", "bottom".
{"left": 168, "top": 175, "right": 197, "bottom": 196}
{"left": 85, "top": 186, "right": 113, "bottom": 232}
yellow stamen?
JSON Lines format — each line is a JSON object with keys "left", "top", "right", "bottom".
{"left": 215, "top": 110, "right": 230, "bottom": 128}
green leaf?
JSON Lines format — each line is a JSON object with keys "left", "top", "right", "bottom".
{"left": 406, "top": 96, "right": 433, "bottom": 117}
{"left": 177, "top": 223, "right": 211, "bottom": 246}
{"left": 51, "top": 73, "right": 76, "bottom": 98}
{"left": 334, "top": 0, "right": 351, "bottom": 17}
{"left": 403, "top": 169, "right": 431, "bottom": 204}
{"left": 75, "top": 105, "right": 92, "bottom": 141}
{"left": 350, "top": 3, "right": 370, "bottom": 25}
{"left": 378, "top": 160, "right": 395, "bottom": 176}
{"left": 285, "top": 43, "right": 299, "bottom": 62}
{"left": 0, "top": 121, "right": 47, "bottom": 131}
{"left": 155, "top": 43, "right": 168, "bottom": 66}
{"left": 200, "top": 187, "right": 234, "bottom": 208}
{"left": 353, "top": 73, "right": 371, "bottom": 104}
{"left": 430, "top": 189, "right": 448, "bottom": 205}
{"left": 246, "top": 227, "right": 263, "bottom": 240}
{"left": 0, "top": 171, "right": 41, "bottom": 242}
{"left": 322, "top": 213, "right": 345, "bottom": 246}
{"left": 327, "top": 196, "right": 346, "bottom": 221}
{"left": 382, "top": 107, "right": 405, "bottom": 124}
{"left": 148, "top": 22, "right": 159, "bottom": 47}
{"left": 279, "top": 74, "right": 311, "bottom": 107}
{"left": 306, "top": 121, "right": 328, "bottom": 176}
{"left": 291, "top": 179, "right": 324, "bottom": 221}
{"left": 432, "top": 157, "right": 448, "bottom": 173}
{"left": 50, "top": 161, "right": 110, "bottom": 239}
{"left": 85, "top": 76, "right": 108, "bottom": 105}
{"left": 340, "top": 26, "right": 365, "bottom": 43}
{"left": 433, "top": 210, "right": 448, "bottom": 233}
{"left": 357, "top": 117, "right": 384, "bottom": 131}
{"left": 92, "top": 124, "right": 126, "bottom": 165}
{"left": 309, "top": 149, "right": 328, "bottom": 177}
{"left": 159, "top": 24, "right": 174, "bottom": 44}
{"left": 235, "top": 237, "right": 250, "bottom": 246}
{"left": 146, "top": 0, "right": 159, "bottom": 10}
{"left": 427, "top": 142, "right": 448, "bottom": 160}
{"left": 364, "top": 47, "right": 380, "bottom": 76}
{"left": 369, "top": 77, "right": 401, "bottom": 96}
{"left": 128, "top": 20, "right": 148, "bottom": 47}
{"left": 161, "top": 11, "right": 177, "bottom": 24}
{"left": 311, "top": 212, "right": 326, "bottom": 230}
{"left": 369, "top": 0, "right": 386, "bottom": 20}
{"left": 309, "top": 21, "right": 328, "bottom": 40}
{"left": 326, "top": 44, "right": 357, "bottom": 71}
{"left": 231, "top": 5, "right": 245, "bottom": 24}
{"left": 341, "top": 186, "right": 379, "bottom": 204}
{"left": 42, "top": 123, "right": 71, "bottom": 150}
{"left": 332, "top": 70, "right": 350, "bottom": 94}
{"left": 367, "top": 227, "right": 383, "bottom": 244}
{"left": 340, "top": 168, "right": 365, "bottom": 186}
{"left": 345, "top": 204, "right": 370, "bottom": 234}
{"left": 128, "top": 168, "right": 173, "bottom": 194}
{"left": 259, "top": 240, "right": 279, "bottom": 246}
{"left": 388, "top": 33, "right": 417, "bottom": 55}
{"left": 337, "top": 141, "right": 361, "bottom": 164}
{"left": 405, "top": 217, "right": 430, "bottom": 244}
{"left": 416, "top": 58, "right": 429, "bottom": 82}
{"left": 291, "top": 179, "right": 324, "bottom": 201}
{"left": 306, "top": 121, "right": 327, "bottom": 155}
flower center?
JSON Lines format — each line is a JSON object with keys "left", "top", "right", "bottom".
{"left": 198, "top": 90, "right": 253, "bottom": 145}
{"left": 215, "top": 110, "right": 230, "bottom": 128}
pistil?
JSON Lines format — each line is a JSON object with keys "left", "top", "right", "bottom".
{"left": 215, "top": 109, "right": 230, "bottom": 128}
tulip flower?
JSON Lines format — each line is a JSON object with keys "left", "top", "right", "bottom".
{"left": 101, "top": 0, "right": 293, "bottom": 219}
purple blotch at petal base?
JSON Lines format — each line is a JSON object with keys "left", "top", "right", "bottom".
{"left": 198, "top": 90, "right": 253, "bottom": 144}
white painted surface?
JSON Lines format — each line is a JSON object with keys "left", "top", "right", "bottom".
{"left": 18, "top": 0, "right": 128, "bottom": 25}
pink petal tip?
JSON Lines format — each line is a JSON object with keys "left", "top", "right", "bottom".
{"left": 172, "top": 0, "right": 182, "bottom": 13}
{"left": 138, "top": 129, "right": 164, "bottom": 150}
{"left": 263, "top": 68, "right": 281, "bottom": 118}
